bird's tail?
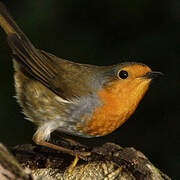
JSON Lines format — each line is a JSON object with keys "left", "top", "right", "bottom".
{"left": 0, "top": 2, "right": 24, "bottom": 37}
{"left": 0, "top": 2, "right": 61, "bottom": 96}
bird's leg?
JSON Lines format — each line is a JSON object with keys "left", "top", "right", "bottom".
{"left": 67, "top": 154, "right": 79, "bottom": 173}
{"left": 33, "top": 123, "right": 91, "bottom": 169}
{"left": 33, "top": 137, "right": 90, "bottom": 157}
{"left": 33, "top": 135, "right": 91, "bottom": 170}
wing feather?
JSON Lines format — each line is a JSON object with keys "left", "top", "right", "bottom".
{"left": 0, "top": 2, "right": 103, "bottom": 100}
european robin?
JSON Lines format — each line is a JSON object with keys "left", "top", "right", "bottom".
{"left": 0, "top": 2, "right": 162, "bottom": 158}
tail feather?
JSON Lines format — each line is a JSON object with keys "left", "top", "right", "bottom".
{"left": 0, "top": 2, "right": 64, "bottom": 97}
{"left": 0, "top": 2, "right": 23, "bottom": 36}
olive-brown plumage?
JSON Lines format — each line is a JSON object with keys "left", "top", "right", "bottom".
{"left": 0, "top": 2, "right": 163, "bottom": 157}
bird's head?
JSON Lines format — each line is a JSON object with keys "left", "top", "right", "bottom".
{"left": 98, "top": 62, "right": 163, "bottom": 101}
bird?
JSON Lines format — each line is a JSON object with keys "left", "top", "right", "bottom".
{"left": 0, "top": 2, "right": 162, "bottom": 159}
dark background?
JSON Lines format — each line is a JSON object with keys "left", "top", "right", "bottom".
{"left": 0, "top": 0, "right": 179, "bottom": 179}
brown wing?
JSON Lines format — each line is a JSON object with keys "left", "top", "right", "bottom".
{"left": 8, "top": 34, "right": 101, "bottom": 99}
{"left": 0, "top": 2, "right": 102, "bottom": 99}
{"left": 0, "top": 2, "right": 63, "bottom": 95}
{"left": 7, "top": 33, "right": 62, "bottom": 96}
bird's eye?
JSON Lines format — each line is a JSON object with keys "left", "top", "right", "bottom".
{"left": 118, "top": 70, "right": 128, "bottom": 79}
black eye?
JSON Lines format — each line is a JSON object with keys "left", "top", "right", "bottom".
{"left": 118, "top": 70, "right": 128, "bottom": 79}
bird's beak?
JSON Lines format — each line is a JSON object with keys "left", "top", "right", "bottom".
{"left": 143, "top": 71, "right": 164, "bottom": 79}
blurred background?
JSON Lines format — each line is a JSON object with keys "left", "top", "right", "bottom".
{"left": 0, "top": 0, "right": 179, "bottom": 179}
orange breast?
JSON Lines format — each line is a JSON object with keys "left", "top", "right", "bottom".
{"left": 77, "top": 78, "right": 151, "bottom": 136}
